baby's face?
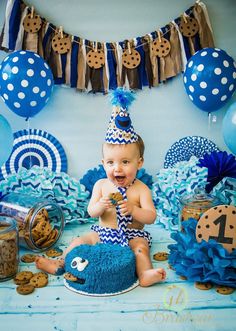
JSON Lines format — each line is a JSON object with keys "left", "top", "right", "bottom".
{"left": 102, "top": 143, "right": 143, "bottom": 187}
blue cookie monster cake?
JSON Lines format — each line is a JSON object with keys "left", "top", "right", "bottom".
{"left": 64, "top": 243, "right": 138, "bottom": 296}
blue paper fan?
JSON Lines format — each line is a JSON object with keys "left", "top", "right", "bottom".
{"left": 0, "top": 129, "right": 67, "bottom": 180}
{"left": 198, "top": 151, "right": 236, "bottom": 192}
{"left": 164, "top": 136, "right": 220, "bottom": 168}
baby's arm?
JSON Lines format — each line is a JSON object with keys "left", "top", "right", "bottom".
{"left": 87, "top": 179, "right": 113, "bottom": 218}
{"left": 118, "top": 184, "right": 156, "bottom": 224}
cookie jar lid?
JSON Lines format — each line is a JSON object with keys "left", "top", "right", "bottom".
{"left": 180, "top": 188, "right": 220, "bottom": 209}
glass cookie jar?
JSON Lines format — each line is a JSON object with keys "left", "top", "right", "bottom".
{"left": 180, "top": 189, "right": 221, "bottom": 225}
{"left": 0, "top": 193, "right": 64, "bottom": 252}
{"left": 0, "top": 216, "right": 19, "bottom": 281}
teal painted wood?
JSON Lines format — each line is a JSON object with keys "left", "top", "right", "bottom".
{"left": 1, "top": 223, "right": 236, "bottom": 331}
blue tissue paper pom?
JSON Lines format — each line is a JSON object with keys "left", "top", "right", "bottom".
{"left": 168, "top": 219, "right": 236, "bottom": 287}
{"left": 198, "top": 151, "right": 236, "bottom": 193}
{"left": 136, "top": 168, "right": 153, "bottom": 189}
{"left": 80, "top": 165, "right": 106, "bottom": 198}
{"left": 110, "top": 88, "right": 136, "bottom": 109}
{"left": 81, "top": 165, "right": 153, "bottom": 197}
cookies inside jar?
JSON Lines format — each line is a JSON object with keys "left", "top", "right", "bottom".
{"left": 25, "top": 203, "right": 64, "bottom": 251}
{"left": 0, "top": 217, "right": 18, "bottom": 281}
{"left": 0, "top": 194, "right": 64, "bottom": 252}
{"left": 180, "top": 189, "right": 220, "bottom": 224}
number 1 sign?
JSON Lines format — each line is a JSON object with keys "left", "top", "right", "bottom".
{"left": 196, "top": 205, "right": 236, "bottom": 253}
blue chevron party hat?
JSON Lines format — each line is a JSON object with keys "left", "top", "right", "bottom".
{"left": 105, "top": 88, "right": 138, "bottom": 144}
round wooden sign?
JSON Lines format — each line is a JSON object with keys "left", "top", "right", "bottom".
{"left": 179, "top": 16, "right": 199, "bottom": 37}
{"left": 151, "top": 37, "right": 171, "bottom": 57}
{"left": 122, "top": 49, "right": 141, "bottom": 69}
{"left": 86, "top": 49, "right": 105, "bottom": 69}
{"left": 196, "top": 205, "right": 236, "bottom": 253}
{"left": 52, "top": 34, "right": 72, "bottom": 54}
{"left": 23, "top": 14, "right": 42, "bottom": 33}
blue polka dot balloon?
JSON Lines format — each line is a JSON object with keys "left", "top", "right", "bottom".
{"left": 0, "top": 51, "right": 54, "bottom": 118}
{"left": 183, "top": 48, "right": 236, "bottom": 112}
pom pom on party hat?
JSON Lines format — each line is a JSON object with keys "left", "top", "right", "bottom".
{"left": 105, "top": 88, "right": 138, "bottom": 144}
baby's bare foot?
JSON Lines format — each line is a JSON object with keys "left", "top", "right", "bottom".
{"left": 35, "top": 256, "right": 65, "bottom": 275}
{"left": 139, "top": 268, "right": 166, "bottom": 287}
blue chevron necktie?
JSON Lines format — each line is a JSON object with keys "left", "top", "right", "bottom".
{"left": 116, "top": 186, "right": 133, "bottom": 247}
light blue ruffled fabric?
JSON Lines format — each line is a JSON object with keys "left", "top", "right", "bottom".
{"left": 211, "top": 177, "right": 236, "bottom": 205}
{"left": 152, "top": 157, "right": 208, "bottom": 230}
{"left": 0, "top": 166, "right": 94, "bottom": 224}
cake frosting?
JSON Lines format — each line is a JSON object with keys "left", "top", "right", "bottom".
{"left": 64, "top": 243, "right": 138, "bottom": 296}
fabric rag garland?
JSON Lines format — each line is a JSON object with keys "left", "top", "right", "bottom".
{"left": 152, "top": 156, "right": 208, "bottom": 229}
{"left": 0, "top": 0, "right": 215, "bottom": 93}
{"left": 0, "top": 166, "right": 94, "bottom": 224}
{"left": 168, "top": 219, "right": 236, "bottom": 287}
{"left": 80, "top": 164, "right": 153, "bottom": 198}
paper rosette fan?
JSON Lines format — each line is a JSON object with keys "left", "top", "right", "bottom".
{"left": 0, "top": 166, "right": 93, "bottom": 224}
{"left": 164, "top": 136, "right": 219, "bottom": 168}
{"left": 198, "top": 151, "right": 236, "bottom": 193}
{"left": 168, "top": 219, "right": 236, "bottom": 287}
{"left": 0, "top": 129, "right": 67, "bottom": 180}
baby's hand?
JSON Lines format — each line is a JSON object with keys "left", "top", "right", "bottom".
{"left": 99, "top": 197, "right": 114, "bottom": 210}
{"left": 117, "top": 200, "right": 134, "bottom": 216}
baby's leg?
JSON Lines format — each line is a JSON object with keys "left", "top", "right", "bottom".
{"left": 35, "top": 231, "right": 100, "bottom": 274}
{"left": 129, "top": 237, "right": 166, "bottom": 287}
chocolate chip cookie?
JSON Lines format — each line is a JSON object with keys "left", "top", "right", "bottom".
{"left": 29, "top": 272, "right": 48, "bottom": 288}
{"left": 14, "top": 271, "right": 34, "bottom": 285}
{"left": 16, "top": 284, "right": 35, "bottom": 295}
{"left": 153, "top": 252, "right": 169, "bottom": 261}
{"left": 194, "top": 281, "right": 213, "bottom": 290}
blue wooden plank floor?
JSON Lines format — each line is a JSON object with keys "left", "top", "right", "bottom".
{"left": 0, "top": 222, "right": 236, "bottom": 331}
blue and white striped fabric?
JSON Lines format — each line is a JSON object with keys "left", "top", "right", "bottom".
{"left": 0, "top": 129, "right": 67, "bottom": 180}
{"left": 91, "top": 225, "right": 152, "bottom": 247}
{"left": 115, "top": 186, "right": 133, "bottom": 247}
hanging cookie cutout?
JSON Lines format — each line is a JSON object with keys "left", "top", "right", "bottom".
{"left": 196, "top": 205, "right": 236, "bottom": 253}
{"left": 52, "top": 28, "right": 72, "bottom": 54}
{"left": 23, "top": 13, "right": 42, "bottom": 33}
{"left": 122, "top": 48, "right": 141, "bottom": 69}
{"left": 179, "top": 15, "right": 199, "bottom": 37}
{"left": 151, "top": 36, "right": 171, "bottom": 58}
{"left": 86, "top": 49, "right": 105, "bottom": 69}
